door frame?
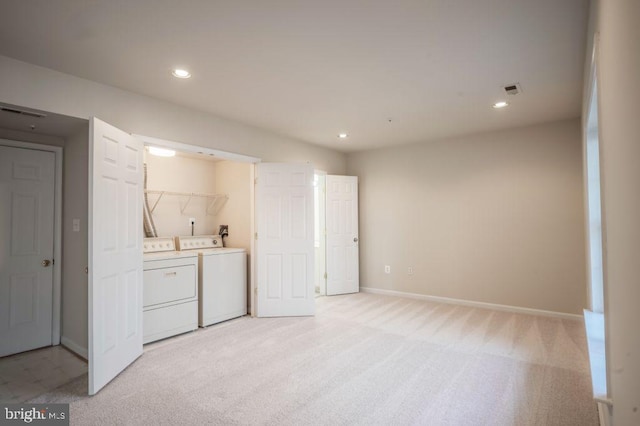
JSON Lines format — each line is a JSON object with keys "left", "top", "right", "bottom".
{"left": 325, "top": 175, "right": 360, "bottom": 296}
{"left": 131, "top": 134, "right": 261, "bottom": 316}
{"left": 0, "top": 138, "right": 63, "bottom": 347}
{"left": 314, "top": 170, "right": 327, "bottom": 296}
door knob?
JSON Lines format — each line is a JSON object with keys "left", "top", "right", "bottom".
{"left": 42, "top": 259, "right": 51, "bottom": 267}
{"left": 353, "top": 237, "right": 359, "bottom": 243}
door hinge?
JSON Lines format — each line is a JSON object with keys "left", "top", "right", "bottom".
{"left": 52, "top": 259, "right": 55, "bottom": 265}
{"left": 254, "top": 287, "right": 258, "bottom": 295}
{"left": 324, "top": 272, "right": 327, "bottom": 280}
{"left": 324, "top": 228, "right": 327, "bottom": 236}
{"left": 254, "top": 177, "right": 258, "bottom": 185}
{"left": 255, "top": 232, "right": 258, "bottom": 240}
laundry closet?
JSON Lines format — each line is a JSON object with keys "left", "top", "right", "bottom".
{"left": 140, "top": 147, "right": 252, "bottom": 344}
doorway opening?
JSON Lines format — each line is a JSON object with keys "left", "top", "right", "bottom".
{"left": 313, "top": 174, "right": 360, "bottom": 297}
{"left": 136, "top": 134, "right": 259, "bottom": 319}
{"left": 582, "top": 49, "right": 610, "bottom": 410}
{"left": 314, "top": 171, "right": 327, "bottom": 296}
{"left": 585, "top": 75, "right": 604, "bottom": 313}
{"left": 0, "top": 103, "right": 89, "bottom": 402}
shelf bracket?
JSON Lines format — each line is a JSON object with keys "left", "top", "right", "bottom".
{"left": 149, "top": 192, "right": 164, "bottom": 213}
{"left": 206, "top": 195, "right": 228, "bottom": 216}
{"left": 180, "top": 194, "right": 194, "bottom": 214}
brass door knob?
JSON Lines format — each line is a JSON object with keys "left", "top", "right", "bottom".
{"left": 42, "top": 259, "right": 51, "bottom": 267}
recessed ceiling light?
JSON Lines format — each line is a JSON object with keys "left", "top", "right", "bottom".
{"left": 492, "top": 101, "right": 509, "bottom": 109}
{"left": 338, "top": 133, "right": 348, "bottom": 139}
{"left": 148, "top": 146, "right": 176, "bottom": 157}
{"left": 172, "top": 69, "right": 191, "bottom": 79}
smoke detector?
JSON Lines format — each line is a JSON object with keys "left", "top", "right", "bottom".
{"left": 503, "top": 83, "right": 523, "bottom": 96}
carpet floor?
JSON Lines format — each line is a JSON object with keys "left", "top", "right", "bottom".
{"left": 32, "top": 293, "right": 599, "bottom": 425}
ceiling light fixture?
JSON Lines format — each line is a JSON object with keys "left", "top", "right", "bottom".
{"left": 492, "top": 101, "right": 509, "bottom": 109}
{"left": 338, "top": 133, "right": 348, "bottom": 139}
{"left": 148, "top": 146, "right": 176, "bottom": 157}
{"left": 172, "top": 69, "right": 191, "bottom": 79}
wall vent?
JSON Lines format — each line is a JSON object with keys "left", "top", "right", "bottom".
{"left": 0, "top": 106, "right": 47, "bottom": 118}
{"left": 503, "top": 83, "right": 523, "bottom": 96}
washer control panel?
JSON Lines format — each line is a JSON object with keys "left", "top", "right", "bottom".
{"left": 175, "top": 235, "right": 223, "bottom": 250}
{"left": 143, "top": 237, "right": 176, "bottom": 253}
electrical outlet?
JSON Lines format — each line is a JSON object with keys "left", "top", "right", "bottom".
{"left": 384, "top": 265, "right": 391, "bottom": 274}
{"left": 408, "top": 267, "right": 414, "bottom": 275}
{"left": 189, "top": 217, "right": 196, "bottom": 226}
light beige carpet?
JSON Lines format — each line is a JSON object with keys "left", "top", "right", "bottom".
{"left": 32, "top": 293, "right": 598, "bottom": 425}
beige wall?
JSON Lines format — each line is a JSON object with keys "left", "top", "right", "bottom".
{"left": 0, "top": 55, "right": 347, "bottom": 356}
{"left": 144, "top": 153, "right": 218, "bottom": 237}
{"left": 0, "top": 55, "right": 346, "bottom": 175}
{"left": 215, "top": 161, "right": 253, "bottom": 307}
{"left": 61, "top": 126, "right": 89, "bottom": 356}
{"left": 0, "top": 125, "right": 90, "bottom": 356}
{"left": 347, "top": 119, "right": 586, "bottom": 314}
{"left": 587, "top": 0, "right": 640, "bottom": 423}
{"left": 214, "top": 160, "right": 252, "bottom": 253}
{"left": 144, "top": 154, "right": 252, "bottom": 248}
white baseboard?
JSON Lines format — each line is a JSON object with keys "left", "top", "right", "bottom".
{"left": 61, "top": 336, "right": 88, "bottom": 360}
{"left": 597, "top": 401, "right": 612, "bottom": 426}
{"left": 359, "top": 287, "right": 582, "bottom": 320}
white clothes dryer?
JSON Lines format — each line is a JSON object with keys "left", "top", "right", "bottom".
{"left": 175, "top": 235, "right": 247, "bottom": 327}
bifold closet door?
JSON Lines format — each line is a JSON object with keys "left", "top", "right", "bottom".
{"left": 255, "top": 163, "right": 315, "bottom": 317}
{"left": 88, "top": 117, "right": 144, "bottom": 395}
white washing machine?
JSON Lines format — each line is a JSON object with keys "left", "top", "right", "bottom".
{"left": 143, "top": 237, "right": 199, "bottom": 343}
{"left": 175, "top": 235, "right": 247, "bottom": 327}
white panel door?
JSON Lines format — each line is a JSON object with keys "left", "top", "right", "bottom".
{"left": 326, "top": 175, "right": 359, "bottom": 295}
{"left": 89, "top": 117, "right": 144, "bottom": 395}
{"left": 256, "top": 163, "right": 315, "bottom": 317}
{"left": 0, "top": 146, "right": 55, "bottom": 357}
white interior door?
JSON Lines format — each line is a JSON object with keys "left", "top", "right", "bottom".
{"left": 0, "top": 146, "right": 55, "bottom": 357}
{"left": 326, "top": 175, "right": 359, "bottom": 295}
{"left": 89, "top": 117, "right": 144, "bottom": 395}
{"left": 255, "top": 163, "right": 315, "bottom": 317}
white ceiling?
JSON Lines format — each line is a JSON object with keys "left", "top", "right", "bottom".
{"left": 0, "top": 0, "right": 589, "bottom": 152}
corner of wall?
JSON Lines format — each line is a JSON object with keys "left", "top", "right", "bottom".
{"left": 60, "top": 335, "right": 88, "bottom": 360}
{"left": 61, "top": 124, "right": 89, "bottom": 352}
